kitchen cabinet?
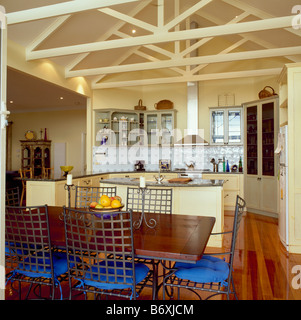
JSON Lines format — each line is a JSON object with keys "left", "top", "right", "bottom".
{"left": 94, "top": 109, "right": 176, "bottom": 146}
{"left": 145, "top": 110, "right": 176, "bottom": 145}
{"left": 242, "top": 96, "right": 279, "bottom": 216}
{"left": 202, "top": 173, "right": 244, "bottom": 210}
{"left": 20, "top": 139, "right": 51, "bottom": 178}
{"left": 209, "top": 107, "right": 243, "bottom": 145}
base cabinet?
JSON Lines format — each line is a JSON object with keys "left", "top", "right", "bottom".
{"left": 202, "top": 173, "right": 244, "bottom": 210}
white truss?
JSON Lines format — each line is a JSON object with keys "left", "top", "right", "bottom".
{"left": 6, "top": 0, "right": 301, "bottom": 88}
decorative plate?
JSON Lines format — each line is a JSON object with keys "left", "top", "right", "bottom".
{"left": 25, "top": 130, "right": 36, "bottom": 140}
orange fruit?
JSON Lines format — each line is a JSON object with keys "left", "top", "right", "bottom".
{"left": 100, "top": 195, "right": 111, "bottom": 207}
{"left": 111, "top": 199, "right": 122, "bottom": 208}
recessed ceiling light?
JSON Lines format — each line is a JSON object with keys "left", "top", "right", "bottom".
{"left": 9, "top": 100, "right": 14, "bottom": 104}
{"left": 60, "top": 96, "right": 64, "bottom": 100}
{"left": 131, "top": 29, "right": 136, "bottom": 34}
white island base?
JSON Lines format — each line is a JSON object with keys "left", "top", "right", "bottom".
{"left": 100, "top": 179, "right": 224, "bottom": 248}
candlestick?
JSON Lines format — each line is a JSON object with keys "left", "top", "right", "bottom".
{"left": 64, "top": 183, "right": 75, "bottom": 207}
{"left": 140, "top": 176, "right": 145, "bottom": 188}
{"left": 133, "top": 187, "right": 157, "bottom": 229}
{"left": 67, "top": 174, "right": 72, "bottom": 185}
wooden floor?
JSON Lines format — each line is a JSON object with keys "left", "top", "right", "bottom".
{"left": 5, "top": 211, "right": 301, "bottom": 300}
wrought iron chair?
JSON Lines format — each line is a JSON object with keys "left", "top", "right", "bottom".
{"left": 5, "top": 187, "right": 20, "bottom": 206}
{"left": 126, "top": 187, "right": 172, "bottom": 214}
{"left": 162, "top": 195, "right": 246, "bottom": 300}
{"left": 126, "top": 187, "right": 173, "bottom": 298}
{"left": 5, "top": 205, "right": 69, "bottom": 300}
{"left": 74, "top": 186, "right": 117, "bottom": 208}
{"left": 63, "top": 207, "right": 152, "bottom": 300}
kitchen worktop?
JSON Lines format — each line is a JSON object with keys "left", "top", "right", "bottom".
{"left": 100, "top": 177, "right": 224, "bottom": 187}
{"left": 23, "top": 169, "right": 242, "bottom": 182}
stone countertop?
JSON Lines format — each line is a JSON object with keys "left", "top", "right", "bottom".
{"left": 100, "top": 177, "right": 224, "bottom": 187}
{"left": 23, "top": 170, "right": 242, "bottom": 182}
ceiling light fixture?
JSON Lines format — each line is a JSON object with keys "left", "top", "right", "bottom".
{"left": 131, "top": 29, "right": 136, "bottom": 34}
{"left": 60, "top": 96, "right": 64, "bottom": 100}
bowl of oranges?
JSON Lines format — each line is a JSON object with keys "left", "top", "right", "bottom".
{"left": 89, "top": 195, "right": 124, "bottom": 217}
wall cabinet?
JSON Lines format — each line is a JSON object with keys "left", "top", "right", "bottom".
{"left": 94, "top": 109, "right": 176, "bottom": 146}
{"left": 209, "top": 107, "right": 243, "bottom": 145}
{"left": 20, "top": 139, "right": 51, "bottom": 178}
{"left": 242, "top": 96, "right": 279, "bottom": 216}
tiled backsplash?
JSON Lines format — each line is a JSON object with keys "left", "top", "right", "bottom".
{"left": 93, "top": 145, "right": 243, "bottom": 173}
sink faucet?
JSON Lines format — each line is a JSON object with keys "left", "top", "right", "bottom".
{"left": 154, "top": 166, "right": 164, "bottom": 184}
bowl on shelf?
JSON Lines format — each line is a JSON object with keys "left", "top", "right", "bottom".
{"left": 60, "top": 166, "right": 74, "bottom": 176}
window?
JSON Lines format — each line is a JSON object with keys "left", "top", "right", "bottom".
{"left": 210, "top": 107, "right": 243, "bottom": 145}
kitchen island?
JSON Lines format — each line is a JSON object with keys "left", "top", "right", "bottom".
{"left": 100, "top": 177, "right": 224, "bottom": 247}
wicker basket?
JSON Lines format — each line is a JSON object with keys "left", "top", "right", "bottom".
{"left": 258, "top": 86, "right": 277, "bottom": 99}
{"left": 154, "top": 100, "right": 174, "bottom": 109}
{"left": 134, "top": 99, "right": 146, "bottom": 110}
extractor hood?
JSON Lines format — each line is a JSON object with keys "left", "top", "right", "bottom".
{"left": 175, "top": 134, "right": 208, "bottom": 146}
{"left": 175, "top": 22, "right": 208, "bottom": 146}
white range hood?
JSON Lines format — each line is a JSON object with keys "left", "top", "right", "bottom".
{"left": 175, "top": 22, "right": 208, "bottom": 146}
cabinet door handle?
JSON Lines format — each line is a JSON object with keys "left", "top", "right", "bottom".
{"left": 257, "top": 177, "right": 262, "bottom": 181}
{"left": 224, "top": 194, "right": 229, "bottom": 198}
{"left": 224, "top": 179, "right": 229, "bottom": 183}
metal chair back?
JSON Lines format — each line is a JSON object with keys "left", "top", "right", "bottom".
{"left": 63, "top": 207, "right": 143, "bottom": 299}
{"left": 74, "top": 186, "right": 117, "bottom": 208}
{"left": 126, "top": 187, "right": 172, "bottom": 214}
{"left": 5, "top": 205, "right": 52, "bottom": 270}
{"left": 5, "top": 187, "right": 20, "bottom": 206}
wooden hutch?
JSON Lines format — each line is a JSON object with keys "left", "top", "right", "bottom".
{"left": 20, "top": 139, "right": 51, "bottom": 178}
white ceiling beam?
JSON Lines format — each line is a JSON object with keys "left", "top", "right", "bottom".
{"left": 222, "top": 0, "right": 301, "bottom": 37}
{"left": 92, "top": 68, "right": 282, "bottom": 89}
{"left": 198, "top": 11, "right": 300, "bottom": 63}
{"left": 65, "top": 0, "right": 152, "bottom": 72}
{"left": 157, "top": 0, "right": 164, "bottom": 29}
{"left": 190, "top": 38, "right": 248, "bottom": 75}
{"left": 26, "top": 15, "right": 294, "bottom": 60}
{"left": 7, "top": 0, "right": 141, "bottom": 25}
{"left": 181, "top": 11, "right": 249, "bottom": 58}
{"left": 66, "top": 45, "right": 301, "bottom": 77}
{"left": 26, "top": 15, "right": 71, "bottom": 52}
{"left": 163, "top": 0, "right": 213, "bottom": 31}
{"left": 98, "top": 8, "right": 158, "bottom": 33}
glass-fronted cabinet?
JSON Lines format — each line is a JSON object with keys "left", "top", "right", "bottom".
{"left": 145, "top": 110, "right": 175, "bottom": 145}
{"left": 94, "top": 109, "right": 176, "bottom": 146}
{"left": 262, "top": 102, "right": 275, "bottom": 176}
{"left": 210, "top": 107, "right": 243, "bottom": 145}
{"left": 246, "top": 105, "right": 258, "bottom": 175}
{"left": 243, "top": 96, "right": 279, "bottom": 215}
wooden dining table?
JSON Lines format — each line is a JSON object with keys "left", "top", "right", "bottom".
{"left": 47, "top": 206, "right": 216, "bottom": 264}
{"left": 47, "top": 206, "right": 215, "bottom": 299}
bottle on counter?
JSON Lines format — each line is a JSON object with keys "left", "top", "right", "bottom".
{"left": 239, "top": 156, "right": 243, "bottom": 172}
{"left": 223, "top": 157, "right": 226, "bottom": 172}
{"left": 226, "top": 160, "right": 230, "bottom": 172}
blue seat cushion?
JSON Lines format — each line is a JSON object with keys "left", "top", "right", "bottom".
{"left": 16, "top": 251, "right": 69, "bottom": 279}
{"left": 174, "top": 255, "right": 229, "bottom": 284}
{"left": 81, "top": 261, "right": 149, "bottom": 290}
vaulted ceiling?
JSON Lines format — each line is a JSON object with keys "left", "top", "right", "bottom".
{"left": 3, "top": 0, "right": 301, "bottom": 110}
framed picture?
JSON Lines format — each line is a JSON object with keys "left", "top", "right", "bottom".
{"left": 159, "top": 159, "right": 171, "bottom": 172}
